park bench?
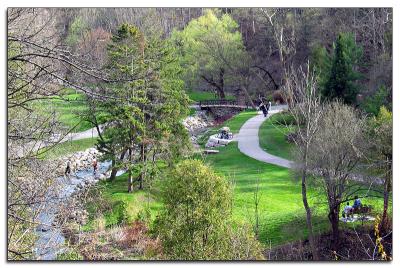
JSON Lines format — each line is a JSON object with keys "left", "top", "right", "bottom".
{"left": 341, "top": 204, "right": 374, "bottom": 223}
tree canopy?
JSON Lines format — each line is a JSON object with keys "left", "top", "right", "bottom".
{"left": 171, "top": 9, "right": 249, "bottom": 99}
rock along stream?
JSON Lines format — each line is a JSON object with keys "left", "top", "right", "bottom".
{"left": 33, "top": 160, "right": 125, "bottom": 260}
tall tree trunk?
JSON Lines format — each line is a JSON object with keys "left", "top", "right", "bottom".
{"left": 218, "top": 68, "right": 225, "bottom": 99}
{"left": 200, "top": 72, "right": 225, "bottom": 100}
{"left": 328, "top": 205, "right": 340, "bottom": 251}
{"left": 109, "top": 149, "right": 127, "bottom": 181}
{"left": 139, "top": 143, "right": 146, "bottom": 190}
{"left": 109, "top": 158, "right": 117, "bottom": 181}
{"left": 128, "top": 148, "right": 133, "bottom": 193}
{"left": 301, "top": 168, "right": 319, "bottom": 260}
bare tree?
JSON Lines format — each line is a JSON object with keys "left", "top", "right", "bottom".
{"left": 260, "top": 8, "right": 299, "bottom": 84}
{"left": 7, "top": 8, "right": 131, "bottom": 259}
{"left": 307, "top": 101, "right": 369, "bottom": 250}
{"left": 283, "top": 63, "right": 323, "bottom": 260}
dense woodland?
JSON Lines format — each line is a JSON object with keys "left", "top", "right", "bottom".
{"left": 7, "top": 8, "right": 392, "bottom": 261}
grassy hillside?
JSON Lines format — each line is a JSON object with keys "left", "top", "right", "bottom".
{"left": 32, "top": 88, "right": 93, "bottom": 132}
{"left": 38, "top": 138, "right": 97, "bottom": 160}
{"left": 187, "top": 90, "right": 235, "bottom": 102}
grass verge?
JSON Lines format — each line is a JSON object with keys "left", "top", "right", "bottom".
{"left": 259, "top": 113, "right": 296, "bottom": 161}
{"left": 38, "top": 138, "right": 97, "bottom": 160}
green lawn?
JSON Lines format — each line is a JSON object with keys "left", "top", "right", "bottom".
{"left": 83, "top": 173, "right": 163, "bottom": 231}
{"left": 202, "top": 142, "right": 385, "bottom": 246}
{"left": 38, "top": 138, "right": 97, "bottom": 160}
{"left": 32, "top": 89, "right": 93, "bottom": 132}
{"left": 187, "top": 90, "right": 235, "bottom": 102}
{"left": 259, "top": 113, "right": 296, "bottom": 160}
{"left": 81, "top": 110, "right": 386, "bottom": 248}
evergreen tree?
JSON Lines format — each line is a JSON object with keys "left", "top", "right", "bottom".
{"left": 95, "top": 24, "right": 190, "bottom": 192}
{"left": 312, "top": 33, "right": 363, "bottom": 104}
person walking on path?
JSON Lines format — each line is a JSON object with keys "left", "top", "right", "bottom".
{"left": 92, "top": 159, "right": 98, "bottom": 176}
{"left": 259, "top": 101, "right": 268, "bottom": 117}
{"left": 268, "top": 101, "right": 272, "bottom": 111}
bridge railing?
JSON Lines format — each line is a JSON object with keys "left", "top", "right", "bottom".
{"left": 198, "top": 99, "right": 253, "bottom": 109}
{"left": 198, "top": 99, "right": 236, "bottom": 106}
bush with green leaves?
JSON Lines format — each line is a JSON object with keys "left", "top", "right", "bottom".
{"left": 111, "top": 200, "right": 129, "bottom": 226}
{"left": 155, "top": 159, "right": 263, "bottom": 260}
{"left": 361, "top": 86, "right": 391, "bottom": 116}
{"left": 56, "top": 248, "right": 84, "bottom": 260}
{"left": 270, "top": 111, "right": 297, "bottom": 126}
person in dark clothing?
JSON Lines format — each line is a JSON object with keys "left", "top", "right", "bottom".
{"left": 65, "top": 161, "right": 71, "bottom": 177}
{"left": 259, "top": 102, "right": 268, "bottom": 117}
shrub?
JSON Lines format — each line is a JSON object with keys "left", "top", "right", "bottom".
{"left": 270, "top": 111, "right": 297, "bottom": 126}
{"left": 120, "top": 221, "right": 163, "bottom": 259}
{"left": 361, "top": 86, "right": 391, "bottom": 116}
{"left": 229, "top": 224, "right": 265, "bottom": 260}
{"left": 155, "top": 159, "right": 263, "bottom": 260}
{"left": 155, "top": 159, "right": 232, "bottom": 260}
{"left": 136, "top": 207, "right": 152, "bottom": 225}
{"left": 115, "top": 201, "right": 129, "bottom": 225}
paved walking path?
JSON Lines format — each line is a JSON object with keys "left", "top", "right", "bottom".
{"left": 237, "top": 105, "right": 294, "bottom": 169}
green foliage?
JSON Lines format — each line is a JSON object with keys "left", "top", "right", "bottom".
{"left": 171, "top": 9, "right": 248, "bottom": 98}
{"left": 361, "top": 86, "right": 391, "bottom": 116}
{"left": 136, "top": 207, "right": 152, "bottom": 225}
{"left": 228, "top": 223, "right": 265, "bottom": 260}
{"left": 96, "top": 24, "right": 191, "bottom": 182}
{"left": 82, "top": 172, "right": 163, "bottom": 232}
{"left": 56, "top": 248, "right": 84, "bottom": 260}
{"left": 368, "top": 106, "right": 392, "bottom": 166}
{"left": 114, "top": 200, "right": 129, "bottom": 225}
{"left": 269, "top": 111, "right": 297, "bottom": 126}
{"left": 155, "top": 159, "right": 264, "bottom": 260}
{"left": 155, "top": 159, "right": 233, "bottom": 260}
{"left": 312, "top": 32, "right": 363, "bottom": 104}
{"left": 66, "top": 16, "right": 88, "bottom": 46}
{"left": 310, "top": 44, "right": 331, "bottom": 87}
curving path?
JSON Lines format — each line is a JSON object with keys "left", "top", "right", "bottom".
{"left": 237, "top": 105, "right": 294, "bottom": 169}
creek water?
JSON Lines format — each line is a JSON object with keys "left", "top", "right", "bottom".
{"left": 33, "top": 160, "right": 125, "bottom": 260}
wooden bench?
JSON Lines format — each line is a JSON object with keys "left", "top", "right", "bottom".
{"left": 342, "top": 205, "right": 373, "bottom": 219}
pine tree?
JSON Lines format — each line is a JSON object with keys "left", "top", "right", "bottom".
{"left": 312, "top": 33, "right": 363, "bottom": 104}
{"left": 93, "top": 24, "right": 190, "bottom": 192}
